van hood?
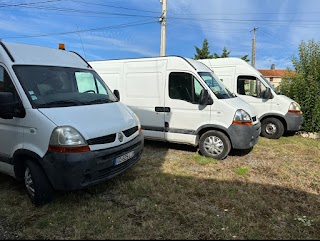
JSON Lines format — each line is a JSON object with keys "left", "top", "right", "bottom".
{"left": 222, "top": 97, "right": 258, "bottom": 119}
{"left": 38, "top": 102, "right": 136, "bottom": 140}
{"left": 276, "top": 94, "right": 296, "bottom": 106}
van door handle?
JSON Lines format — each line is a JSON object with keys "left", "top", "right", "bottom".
{"left": 155, "top": 107, "right": 171, "bottom": 113}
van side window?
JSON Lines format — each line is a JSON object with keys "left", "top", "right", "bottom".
{"left": 0, "top": 66, "right": 17, "bottom": 98}
{"left": 169, "top": 72, "right": 204, "bottom": 104}
{"left": 237, "top": 76, "right": 267, "bottom": 98}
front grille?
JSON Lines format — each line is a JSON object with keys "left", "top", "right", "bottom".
{"left": 123, "top": 126, "right": 138, "bottom": 137}
{"left": 82, "top": 140, "right": 143, "bottom": 184}
{"left": 96, "top": 152, "right": 140, "bottom": 180}
{"left": 87, "top": 134, "right": 116, "bottom": 145}
{"left": 252, "top": 116, "right": 257, "bottom": 122}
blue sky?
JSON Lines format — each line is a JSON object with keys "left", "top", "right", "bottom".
{"left": 1, "top": 0, "right": 320, "bottom": 70}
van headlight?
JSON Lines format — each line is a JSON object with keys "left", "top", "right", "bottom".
{"left": 132, "top": 113, "right": 141, "bottom": 129}
{"left": 232, "top": 109, "right": 253, "bottom": 126}
{"left": 288, "top": 102, "right": 302, "bottom": 114}
{"left": 49, "top": 126, "right": 90, "bottom": 153}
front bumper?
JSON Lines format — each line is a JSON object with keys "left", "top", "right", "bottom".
{"left": 41, "top": 134, "right": 144, "bottom": 191}
{"left": 227, "top": 122, "right": 261, "bottom": 149}
{"left": 284, "top": 112, "right": 304, "bottom": 131}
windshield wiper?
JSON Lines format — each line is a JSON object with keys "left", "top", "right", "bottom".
{"left": 37, "top": 100, "right": 85, "bottom": 108}
{"left": 84, "top": 99, "right": 116, "bottom": 105}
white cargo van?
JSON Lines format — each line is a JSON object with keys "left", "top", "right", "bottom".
{"left": 89, "top": 56, "right": 261, "bottom": 160}
{"left": 0, "top": 42, "right": 143, "bottom": 205}
{"left": 199, "top": 58, "right": 303, "bottom": 139}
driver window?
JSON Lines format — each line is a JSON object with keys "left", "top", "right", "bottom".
{"left": 237, "top": 76, "right": 266, "bottom": 98}
{"left": 0, "top": 66, "right": 16, "bottom": 97}
{"left": 169, "top": 72, "right": 204, "bottom": 104}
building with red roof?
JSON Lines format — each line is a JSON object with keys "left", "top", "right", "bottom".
{"left": 258, "top": 64, "right": 296, "bottom": 89}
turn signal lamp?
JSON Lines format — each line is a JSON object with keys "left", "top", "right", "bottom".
{"left": 59, "top": 43, "right": 65, "bottom": 50}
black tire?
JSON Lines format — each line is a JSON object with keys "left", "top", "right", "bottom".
{"left": 261, "top": 117, "right": 284, "bottom": 139}
{"left": 199, "top": 130, "right": 231, "bottom": 160}
{"left": 24, "top": 160, "right": 54, "bottom": 206}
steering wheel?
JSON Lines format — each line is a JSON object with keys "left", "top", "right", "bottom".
{"left": 84, "top": 90, "right": 96, "bottom": 93}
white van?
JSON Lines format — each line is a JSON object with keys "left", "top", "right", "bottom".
{"left": 199, "top": 58, "right": 303, "bottom": 139}
{"left": 89, "top": 56, "right": 261, "bottom": 160}
{"left": 0, "top": 42, "right": 144, "bottom": 205}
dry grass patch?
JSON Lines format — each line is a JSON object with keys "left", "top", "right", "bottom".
{"left": 0, "top": 136, "right": 319, "bottom": 239}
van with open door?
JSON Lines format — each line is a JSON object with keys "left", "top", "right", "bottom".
{"left": 90, "top": 56, "right": 261, "bottom": 160}
{"left": 0, "top": 42, "right": 143, "bottom": 205}
{"left": 199, "top": 58, "right": 303, "bottom": 139}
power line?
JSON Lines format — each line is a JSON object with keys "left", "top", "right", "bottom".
{"left": 169, "top": 19, "right": 251, "bottom": 33}
{"left": 259, "top": 29, "right": 296, "bottom": 48}
{"left": 67, "top": 0, "right": 159, "bottom": 14}
{"left": 168, "top": 16, "right": 320, "bottom": 24}
{"left": 3, "top": 20, "right": 158, "bottom": 39}
{"left": 7, "top": 4, "right": 159, "bottom": 19}
{"left": 169, "top": 11, "right": 320, "bottom": 16}
{"left": 0, "top": 0, "right": 63, "bottom": 8}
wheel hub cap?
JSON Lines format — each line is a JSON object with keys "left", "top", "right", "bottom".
{"left": 25, "top": 168, "right": 35, "bottom": 198}
{"left": 204, "top": 136, "right": 224, "bottom": 156}
{"left": 266, "top": 123, "right": 277, "bottom": 135}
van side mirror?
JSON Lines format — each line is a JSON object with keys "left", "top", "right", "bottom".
{"left": 0, "top": 92, "right": 25, "bottom": 119}
{"left": 199, "top": 89, "right": 213, "bottom": 106}
{"left": 113, "top": 89, "right": 120, "bottom": 101}
{"left": 263, "top": 87, "right": 273, "bottom": 100}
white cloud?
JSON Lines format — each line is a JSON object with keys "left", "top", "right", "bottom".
{"left": 78, "top": 34, "right": 158, "bottom": 59}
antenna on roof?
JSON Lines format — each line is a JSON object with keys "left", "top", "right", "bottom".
{"left": 76, "top": 25, "right": 87, "bottom": 60}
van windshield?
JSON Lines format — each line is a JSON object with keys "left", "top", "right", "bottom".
{"left": 261, "top": 75, "right": 278, "bottom": 94}
{"left": 198, "top": 72, "right": 234, "bottom": 99}
{"left": 13, "top": 65, "right": 118, "bottom": 108}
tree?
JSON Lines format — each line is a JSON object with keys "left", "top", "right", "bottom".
{"left": 193, "top": 39, "right": 250, "bottom": 62}
{"left": 241, "top": 54, "right": 250, "bottom": 62}
{"left": 214, "top": 47, "right": 250, "bottom": 62}
{"left": 194, "top": 39, "right": 213, "bottom": 60}
{"left": 213, "top": 47, "right": 231, "bottom": 58}
{"left": 280, "top": 39, "right": 320, "bottom": 132}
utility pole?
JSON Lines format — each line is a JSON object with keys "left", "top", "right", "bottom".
{"left": 160, "top": 0, "right": 167, "bottom": 56}
{"left": 251, "top": 27, "right": 258, "bottom": 68}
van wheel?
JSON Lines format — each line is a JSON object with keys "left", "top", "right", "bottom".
{"left": 24, "top": 160, "right": 54, "bottom": 206}
{"left": 261, "top": 118, "right": 284, "bottom": 139}
{"left": 199, "top": 131, "right": 231, "bottom": 160}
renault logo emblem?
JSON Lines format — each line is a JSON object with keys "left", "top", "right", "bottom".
{"left": 118, "top": 133, "right": 124, "bottom": 142}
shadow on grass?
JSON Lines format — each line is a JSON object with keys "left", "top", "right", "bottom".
{"left": 0, "top": 139, "right": 319, "bottom": 240}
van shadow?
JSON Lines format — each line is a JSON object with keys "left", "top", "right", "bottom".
{"left": 144, "top": 139, "right": 254, "bottom": 157}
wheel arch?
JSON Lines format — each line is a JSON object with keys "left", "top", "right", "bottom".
{"left": 195, "top": 124, "right": 232, "bottom": 147}
{"left": 260, "top": 114, "right": 287, "bottom": 131}
{"left": 12, "top": 150, "right": 43, "bottom": 180}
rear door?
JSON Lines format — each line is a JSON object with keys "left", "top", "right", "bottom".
{"left": 122, "top": 60, "right": 167, "bottom": 140}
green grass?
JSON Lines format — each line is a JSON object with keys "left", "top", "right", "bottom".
{"left": 234, "top": 166, "right": 250, "bottom": 177}
{"left": 193, "top": 154, "right": 218, "bottom": 165}
{"left": 0, "top": 136, "right": 319, "bottom": 239}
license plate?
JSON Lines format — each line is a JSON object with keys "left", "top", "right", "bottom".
{"left": 114, "top": 151, "right": 135, "bottom": 166}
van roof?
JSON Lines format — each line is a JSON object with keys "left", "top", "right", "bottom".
{"left": 184, "top": 57, "right": 213, "bottom": 72}
{"left": 89, "top": 56, "right": 212, "bottom": 73}
{"left": 0, "top": 41, "right": 89, "bottom": 68}
{"left": 199, "top": 57, "right": 248, "bottom": 66}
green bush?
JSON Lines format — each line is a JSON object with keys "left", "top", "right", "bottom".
{"left": 281, "top": 39, "right": 320, "bottom": 132}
